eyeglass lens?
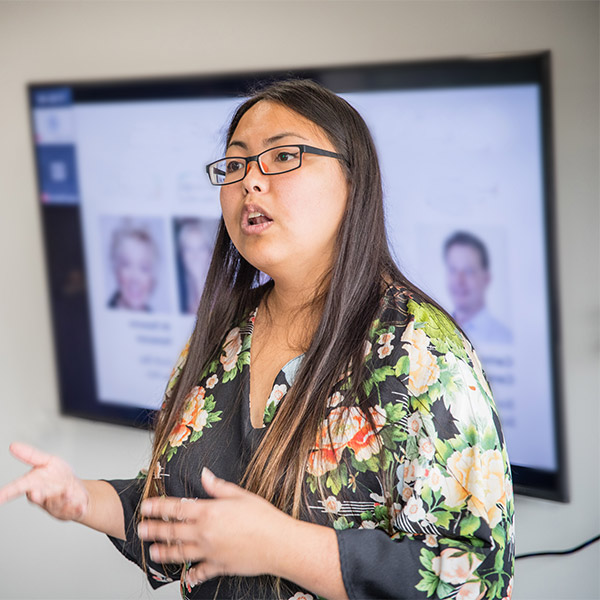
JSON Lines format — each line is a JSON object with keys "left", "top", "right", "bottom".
{"left": 209, "top": 146, "right": 302, "bottom": 185}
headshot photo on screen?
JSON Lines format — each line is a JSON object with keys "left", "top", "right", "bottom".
{"left": 443, "top": 230, "right": 513, "bottom": 347}
{"left": 102, "top": 216, "right": 170, "bottom": 313}
{"left": 174, "top": 217, "right": 219, "bottom": 314}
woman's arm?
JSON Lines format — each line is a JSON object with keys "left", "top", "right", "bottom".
{"left": 0, "top": 443, "right": 125, "bottom": 541}
{"left": 270, "top": 517, "right": 348, "bottom": 600}
{"left": 78, "top": 480, "right": 125, "bottom": 540}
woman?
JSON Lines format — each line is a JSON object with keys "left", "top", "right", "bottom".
{"left": 0, "top": 79, "right": 514, "bottom": 600}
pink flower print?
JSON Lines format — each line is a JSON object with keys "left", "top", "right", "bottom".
{"left": 220, "top": 327, "right": 242, "bottom": 372}
{"left": 456, "top": 581, "right": 486, "bottom": 600}
{"left": 377, "top": 343, "right": 393, "bottom": 359}
{"left": 377, "top": 332, "right": 395, "bottom": 345}
{"left": 431, "top": 548, "right": 483, "bottom": 585}
{"left": 406, "top": 412, "right": 422, "bottom": 436}
{"left": 418, "top": 437, "right": 435, "bottom": 460}
{"left": 323, "top": 495, "right": 342, "bottom": 514}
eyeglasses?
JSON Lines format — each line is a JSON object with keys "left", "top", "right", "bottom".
{"left": 205, "top": 144, "right": 347, "bottom": 186}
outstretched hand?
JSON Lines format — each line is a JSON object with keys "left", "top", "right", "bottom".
{"left": 137, "top": 467, "right": 295, "bottom": 588}
{"left": 0, "top": 442, "right": 89, "bottom": 521}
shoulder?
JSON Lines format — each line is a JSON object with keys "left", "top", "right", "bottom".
{"left": 369, "top": 282, "right": 495, "bottom": 409}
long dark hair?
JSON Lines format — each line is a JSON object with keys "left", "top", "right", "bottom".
{"left": 141, "top": 77, "right": 444, "bottom": 584}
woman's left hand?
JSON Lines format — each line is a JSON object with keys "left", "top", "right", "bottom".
{"left": 137, "top": 467, "right": 294, "bottom": 587}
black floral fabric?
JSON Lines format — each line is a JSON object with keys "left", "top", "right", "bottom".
{"left": 107, "top": 283, "right": 515, "bottom": 600}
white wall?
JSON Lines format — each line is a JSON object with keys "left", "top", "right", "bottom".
{"left": 0, "top": 1, "right": 598, "bottom": 598}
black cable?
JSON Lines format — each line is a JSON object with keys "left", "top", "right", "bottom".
{"left": 515, "top": 534, "right": 600, "bottom": 560}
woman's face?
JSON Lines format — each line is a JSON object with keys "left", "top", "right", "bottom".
{"left": 220, "top": 101, "right": 349, "bottom": 283}
{"left": 114, "top": 236, "right": 156, "bottom": 310}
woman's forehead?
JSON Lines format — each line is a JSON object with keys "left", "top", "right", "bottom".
{"left": 229, "top": 100, "right": 329, "bottom": 149}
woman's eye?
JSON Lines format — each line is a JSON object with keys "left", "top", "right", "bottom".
{"left": 274, "top": 151, "right": 298, "bottom": 163}
{"left": 226, "top": 160, "right": 244, "bottom": 173}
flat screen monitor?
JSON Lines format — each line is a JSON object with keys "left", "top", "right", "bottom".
{"left": 28, "top": 53, "right": 567, "bottom": 501}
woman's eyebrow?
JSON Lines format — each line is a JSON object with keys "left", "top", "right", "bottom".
{"left": 263, "top": 132, "right": 309, "bottom": 146}
{"left": 227, "top": 132, "right": 309, "bottom": 150}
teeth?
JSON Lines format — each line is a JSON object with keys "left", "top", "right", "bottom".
{"left": 248, "top": 211, "right": 264, "bottom": 219}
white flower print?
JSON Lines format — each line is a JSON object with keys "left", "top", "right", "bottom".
{"left": 424, "top": 534, "right": 438, "bottom": 548}
{"left": 206, "top": 374, "right": 218, "bottom": 389}
{"left": 377, "top": 343, "right": 393, "bottom": 359}
{"left": 267, "top": 383, "right": 288, "bottom": 406}
{"left": 377, "top": 332, "right": 395, "bottom": 345}
{"left": 406, "top": 412, "right": 422, "bottom": 436}
{"left": 404, "top": 495, "right": 427, "bottom": 522}
{"left": 427, "top": 465, "right": 443, "bottom": 492}
{"left": 418, "top": 436, "right": 435, "bottom": 460}
{"left": 327, "top": 392, "right": 344, "bottom": 408}
{"left": 323, "top": 495, "right": 342, "bottom": 514}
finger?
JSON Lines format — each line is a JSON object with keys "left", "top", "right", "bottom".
{"left": 201, "top": 467, "right": 246, "bottom": 499}
{"left": 187, "top": 560, "right": 221, "bottom": 586}
{"left": 0, "top": 470, "right": 42, "bottom": 505}
{"left": 9, "top": 443, "right": 51, "bottom": 468}
{"left": 138, "top": 519, "right": 198, "bottom": 544}
{"left": 149, "top": 541, "right": 201, "bottom": 564}
{"left": 140, "top": 497, "right": 193, "bottom": 521}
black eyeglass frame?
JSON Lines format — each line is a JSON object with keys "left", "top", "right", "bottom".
{"left": 205, "top": 144, "right": 348, "bottom": 186}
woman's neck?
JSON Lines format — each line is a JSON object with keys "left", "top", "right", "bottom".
{"left": 257, "top": 277, "right": 326, "bottom": 351}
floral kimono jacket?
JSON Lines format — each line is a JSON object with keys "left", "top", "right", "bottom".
{"left": 107, "top": 283, "right": 515, "bottom": 600}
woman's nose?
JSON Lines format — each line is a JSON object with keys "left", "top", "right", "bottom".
{"left": 243, "top": 159, "right": 267, "bottom": 193}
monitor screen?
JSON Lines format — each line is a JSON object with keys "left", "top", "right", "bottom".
{"left": 28, "top": 54, "right": 567, "bottom": 501}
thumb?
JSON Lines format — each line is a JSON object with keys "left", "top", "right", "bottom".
{"left": 201, "top": 467, "right": 245, "bottom": 499}
{"left": 9, "top": 443, "right": 51, "bottom": 468}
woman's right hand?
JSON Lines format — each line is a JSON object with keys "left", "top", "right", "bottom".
{"left": 0, "top": 442, "right": 89, "bottom": 522}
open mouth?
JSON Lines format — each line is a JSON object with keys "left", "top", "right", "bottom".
{"left": 247, "top": 211, "right": 273, "bottom": 226}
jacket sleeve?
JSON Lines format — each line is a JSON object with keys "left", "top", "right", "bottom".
{"left": 104, "top": 476, "right": 181, "bottom": 589}
{"left": 336, "top": 310, "right": 515, "bottom": 600}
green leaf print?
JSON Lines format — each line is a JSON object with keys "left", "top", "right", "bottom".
{"left": 419, "top": 548, "right": 436, "bottom": 570}
{"left": 222, "top": 366, "right": 238, "bottom": 383}
{"left": 492, "top": 524, "right": 507, "bottom": 548}
{"left": 350, "top": 453, "right": 369, "bottom": 473}
{"left": 406, "top": 436, "right": 419, "bottom": 460}
{"left": 429, "top": 510, "right": 452, "bottom": 529}
{"left": 494, "top": 547, "right": 505, "bottom": 573}
{"left": 374, "top": 504, "right": 389, "bottom": 522}
{"left": 436, "top": 580, "right": 454, "bottom": 599}
{"left": 332, "top": 516, "right": 354, "bottom": 530}
{"left": 263, "top": 401, "right": 277, "bottom": 425}
{"left": 460, "top": 513, "right": 481, "bottom": 537}
{"left": 434, "top": 438, "right": 453, "bottom": 462}
{"left": 394, "top": 354, "right": 410, "bottom": 377}
{"left": 384, "top": 401, "right": 406, "bottom": 423}
{"left": 338, "top": 461, "right": 349, "bottom": 487}
{"left": 237, "top": 350, "right": 250, "bottom": 369}
{"left": 326, "top": 468, "right": 343, "bottom": 495}
{"left": 415, "top": 569, "right": 439, "bottom": 597}
{"left": 481, "top": 427, "right": 499, "bottom": 451}
{"left": 407, "top": 299, "right": 467, "bottom": 360}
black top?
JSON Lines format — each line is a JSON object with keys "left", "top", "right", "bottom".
{"left": 107, "top": 282, "right": 515, "bottom": 600}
